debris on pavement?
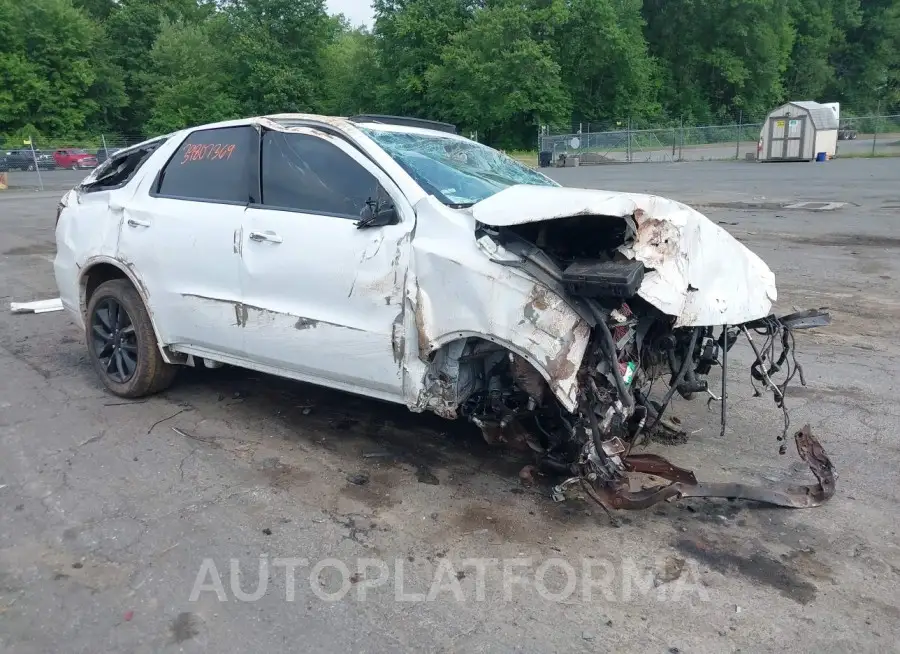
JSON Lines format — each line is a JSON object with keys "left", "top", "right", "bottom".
{"left": 518, "top": 464, "right": 537, "bottom": 487}
{"left": 347, "top": 472, "right": 370, "bottom": 486}
{"left": 657, "top": 556, "right": 686, "bottom": 583}
{"left": 584, "top": 425, "right": 834, "bottom": 511}
{"left": 9, "top": 298, "right": 63, "bottom": 314}
{"left": 146, "top": 408, "right": 188, "bottom": 434}
{"left": 416, "top": 467, "right": 440, "bottom": 485}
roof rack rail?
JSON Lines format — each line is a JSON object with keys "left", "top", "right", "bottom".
{"left": 348, "top": 114, "right": 458, "bottom": 134}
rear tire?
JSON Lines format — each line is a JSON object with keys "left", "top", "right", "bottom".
{"left": 86, "top": 279, "right": 176, "bottom": 397}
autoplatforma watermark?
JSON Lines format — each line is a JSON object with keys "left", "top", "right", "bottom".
{"left": 189, "top": 555, "right": 708, "bottom": 604}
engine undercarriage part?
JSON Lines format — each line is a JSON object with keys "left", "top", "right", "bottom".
{"left": 443, "top": 291, "right": 834, "bottom": 512}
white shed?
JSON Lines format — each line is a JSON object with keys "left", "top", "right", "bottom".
{"left": 758, "top": 101, "right": 839, "bottom": 162}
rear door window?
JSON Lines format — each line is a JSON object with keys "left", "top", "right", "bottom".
{"left": 155, "top": 126, "right": 256, "bottom": 204}
{"left": 260, "top": 131, "right": 380, "bottom": 218}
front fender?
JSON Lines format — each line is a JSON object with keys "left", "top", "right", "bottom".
{"left": 410, "top": 266, "right": 590, "bottom": 413}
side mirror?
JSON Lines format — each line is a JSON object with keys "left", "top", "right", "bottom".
{"left": 356, "top": 199, "right": 399, "bottom": 229}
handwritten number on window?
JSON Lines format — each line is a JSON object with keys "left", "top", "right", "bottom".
{"left": 181, "top": 143, "right": 236, "bottom": 164}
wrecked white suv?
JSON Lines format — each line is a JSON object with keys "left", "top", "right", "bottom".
{"left": 54, "top": 114, "right": 834, "bottom": 512}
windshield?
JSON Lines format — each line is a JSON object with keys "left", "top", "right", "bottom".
{"left": 361, "top": 127, "right": 557, "bottom": 206}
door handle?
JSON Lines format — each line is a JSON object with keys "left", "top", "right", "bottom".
{"left": 248, "top": 230, "right": 283, "bottom": 244}
{"left": 126, "top": 218, "right": 150, "bottom": 228}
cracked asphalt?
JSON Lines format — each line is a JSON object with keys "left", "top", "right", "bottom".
{"left": 1, "top": 158, "right": 899, "bottom": 653}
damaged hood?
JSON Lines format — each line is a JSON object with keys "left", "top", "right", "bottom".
{"left": 472, "top": 185, "right": 777, "bottom": 327}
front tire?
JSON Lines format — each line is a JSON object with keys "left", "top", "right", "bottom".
{"left": 86, "top": 279, "right": 176, "bottom": 397}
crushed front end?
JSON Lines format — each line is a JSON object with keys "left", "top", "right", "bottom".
{"left": 546, "top": 302, "right": 835, "bottom": 513}
{"left": 463, "top": 187, "right": 836, "bottom": 513}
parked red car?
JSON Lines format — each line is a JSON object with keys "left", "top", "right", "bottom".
{"left": 53, "top": 149, "right": 98, "bottom": 169}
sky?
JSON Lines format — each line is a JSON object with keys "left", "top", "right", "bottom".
{"left": 327, "top": 0, "right": 374, "bottom": 26}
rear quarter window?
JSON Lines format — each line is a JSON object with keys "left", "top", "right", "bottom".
{"left": 154, "top": 126, "right": 256, "bottom": 204}
{"left": 80, "top": 138, "right": 168, "bottom": 193}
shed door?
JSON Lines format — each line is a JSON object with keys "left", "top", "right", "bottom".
{"left": 767, "top": 115, "right": 807, "bottom": 160}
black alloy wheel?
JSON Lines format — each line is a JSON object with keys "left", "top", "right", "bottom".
{"left": 90, "top": 297, "right": 138, "bottom": 383}
{"left": 85, "top": 278, "right": 177, "bottom": 397}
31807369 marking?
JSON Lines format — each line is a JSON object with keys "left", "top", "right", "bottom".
{"left": 181, "top": 143, "right": 236, "bottom": 164}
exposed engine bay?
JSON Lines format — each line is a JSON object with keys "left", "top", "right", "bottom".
{"left": 423, "top": 212, "right": 835, "bottom": 515}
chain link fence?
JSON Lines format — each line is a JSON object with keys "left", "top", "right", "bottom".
{"left": 1, "top": 134, "right": 150, "bottom": 191}
{"left": 835, "top": 115, "right": 900, "bottom": 157}
{"left": 539, "top": 114, "right": 900, "bottom": 166}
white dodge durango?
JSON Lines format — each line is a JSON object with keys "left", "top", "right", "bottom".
{"left": 53, "top": 113, "right": 833, "bottom": 511}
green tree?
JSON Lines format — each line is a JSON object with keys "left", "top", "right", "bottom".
{"left": 425, "top": 4, "right": 571, "bottom": 148}
{"left": 219, "top": 0, "right": 337, "bottom": 115}
{"left": 0, "top": 0, "right": 125, "bottom": 137}
{"left": 72, "top": 0, "right": 117, "bottom": 20}
{"left": 557, "top": 0, "right": 658, "bottom": 126}
{"left": 320, "top": 26, "right": 380, "bottom": 115}
{"left": 831, "top": 0, "right": 900, "bottom": 112}
{"left": 784, "top": 0, "right": 861, "bottom": 100}
{"left": 372, "top": 0, "right": 474, "bottom": 117}
{"left": 643, "top": 0, "right": 796, "bottom": 122}
{"left": 144, "top": 17, "right": 240, "bottom": 134}
{"left": 101, "top": 0, "right": 214, "bottom": 132}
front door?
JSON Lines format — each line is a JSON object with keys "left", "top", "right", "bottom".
{"left": 240, "top": 128, "right": 414, "bottom": 402}
{"left": 118, "top": 125, "right": 257, "bottom": 357}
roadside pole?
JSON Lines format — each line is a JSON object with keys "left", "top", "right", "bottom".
{"left": 872, "top": 118, "right": 878, "bottom": 156}
{"left": 28, "top": 137, "right": 44, "bottom": 191}
{"left": 735, "top": 110, "right": 742, "bottom": 159}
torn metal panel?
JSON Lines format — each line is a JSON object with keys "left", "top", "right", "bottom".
{"left": 472, "top": 185, "right": 777, "bottom": 327}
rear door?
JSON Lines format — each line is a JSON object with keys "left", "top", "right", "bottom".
{"left": 240, "top": 128, "right": 414, "bottom": 400}
{"left": 117, "top": 125, "right": 257, "bottom": 357}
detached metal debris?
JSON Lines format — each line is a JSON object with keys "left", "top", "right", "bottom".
{"left": 577, "top": 425, "right": 835, "bottom": 511}
{"left": 9, "top": 298, "right": 64, "bottom": 314}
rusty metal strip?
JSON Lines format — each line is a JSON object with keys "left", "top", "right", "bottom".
{"left": 588, "top": 425, "right": 835, "bottom": 511}
{"left": 624, "top": 453, "right": 698, "bottom": 485}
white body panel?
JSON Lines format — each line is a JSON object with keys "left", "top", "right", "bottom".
{"left": 118, "top": 189, "right": 246, "bottom": 356}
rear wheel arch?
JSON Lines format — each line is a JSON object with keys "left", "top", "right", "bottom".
{"left": 79, "top": 259, "right": 174, "bottom": 364}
